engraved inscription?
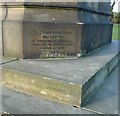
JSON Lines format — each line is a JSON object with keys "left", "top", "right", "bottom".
{"left": 32, "top": 39, "right": 73, "bottom": 50}
{"left": 40, "top": 32, "right": 64, "bottom": 39}
{"left": 32, "top": 31, "right": 76, "bottom": 58}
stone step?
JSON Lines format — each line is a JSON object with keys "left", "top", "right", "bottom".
{"left": 1, "top": 61, "right": 119, "bottom": 114}
{"left": 2, "top": 40, "right": 120, "bottom": 107}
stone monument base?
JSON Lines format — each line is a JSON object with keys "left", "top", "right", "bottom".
{"left": 2, "top": 2, "right": 113, "bottom": 59}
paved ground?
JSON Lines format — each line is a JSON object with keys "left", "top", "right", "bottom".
{"left": 1, "top": 87, "right": 93, "bottom": 114}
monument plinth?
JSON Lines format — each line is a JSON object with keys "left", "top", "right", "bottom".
{"left": 2, "top": 1, "right": 113, "bottom": 59}
{"left": 2, "top": 1, "right": 119, "bottom": 109}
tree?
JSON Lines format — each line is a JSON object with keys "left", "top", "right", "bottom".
{"left": 111, "top": 0, "right": 119, "bottom": 11}
{"left": 110, "top": 0, "right": 119, "bottom": 23}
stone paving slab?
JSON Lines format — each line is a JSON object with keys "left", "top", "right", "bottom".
{"left": 2, "top": 40, "right": 120, "bottom": 107}
{"left": 1, "top": 87, "right": 93, "bottom": 114}
{"left": 83, "top": 63, "right": 119, "bottom": 114}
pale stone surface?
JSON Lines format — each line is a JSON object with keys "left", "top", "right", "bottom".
{"left": 0, "top": 22, "right": 2, "bottom": 57}
{"left": 0, "top": 67, "right": 2, "bottom": 114}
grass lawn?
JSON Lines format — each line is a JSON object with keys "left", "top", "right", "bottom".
{"left": 112, "top": 24, "right": 119, "bottom": 40}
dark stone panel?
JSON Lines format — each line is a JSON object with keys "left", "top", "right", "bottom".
{"left": 77, "top": 11, "right": 111, "bottom": 23}
{"left": 80, "top": 24, "right": 113, "bottom": 55}
{"left": 22, "top": 22, "right": 81, "bottom": 59}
